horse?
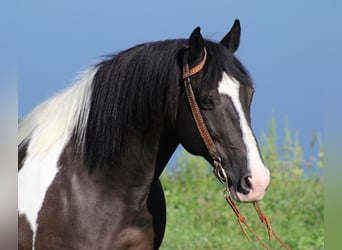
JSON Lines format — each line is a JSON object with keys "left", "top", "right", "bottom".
{"left": 18, "top": 19, "right": 270, "bottom": 250}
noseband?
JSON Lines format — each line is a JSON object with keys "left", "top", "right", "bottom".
{"left": 182, "top": 45, "right": 290, "bottom": 250}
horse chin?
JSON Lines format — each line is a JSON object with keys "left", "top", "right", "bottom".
{"left": 225, "top": 176, "right": 247, "bottom": 203}
{"left": 229, "top": 186, "right": 266, "bottom": 203}
{"left": 229, "top": 187, "right": 250, "bottom": 203}
{"left": 229, "top": 186, "right": 245, "bottom": 202}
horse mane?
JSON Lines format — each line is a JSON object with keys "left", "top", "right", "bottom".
{"left": 19, "top": 38, "right": 252, "bottom": 172}
{"left": 82, "top": 40, "right": 186, "bottom": 171}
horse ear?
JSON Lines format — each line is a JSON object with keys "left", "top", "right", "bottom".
{"left": 220, "top": 19, "right": 241, "bottom": 53}
{"left": 188, "top": 27, "right": 205, "bottom": 63}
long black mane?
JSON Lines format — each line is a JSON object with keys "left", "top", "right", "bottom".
{"left": 77, "top": 39, "right": 252, "bottom": 171}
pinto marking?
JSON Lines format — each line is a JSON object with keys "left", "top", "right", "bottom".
{"left": 18, "top": 68, "right": 97, "bottom": 248}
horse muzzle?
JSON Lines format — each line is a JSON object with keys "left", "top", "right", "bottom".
{"left": 229, "top": 166, "right": 270, "bottom": 203}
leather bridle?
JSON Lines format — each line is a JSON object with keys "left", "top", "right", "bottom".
{"left": 182, "top": 46, "right": 227, "bottom": 184}
{"left": 181, "top": 45, "right": 291, "bottom": 250}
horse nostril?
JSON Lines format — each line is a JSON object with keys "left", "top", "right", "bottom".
{"left": 245, "top": 176, "right": 252, "bottom": 189}
{"left": 237, "top": 175, "right": 252, "bottom": 195}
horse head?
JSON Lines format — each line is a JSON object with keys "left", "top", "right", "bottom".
{"left": 177, "top": 20, "right": 270, "bottom": 202}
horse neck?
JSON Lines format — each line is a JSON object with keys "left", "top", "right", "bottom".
{"left": 57, "top": 133, "right": 164, "bottom": 209}
{"left": 112, "top": 123, "right": 179, "bottom": 183}
{"left": 82, "top": 124, "right": 179, "bottom": 207}
{"left": 154, "top": 125, "right": 179, "bottom": 178}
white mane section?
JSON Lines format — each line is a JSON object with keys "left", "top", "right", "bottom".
{"left": 19, "top": 67, "right": 97, "bottom": 155}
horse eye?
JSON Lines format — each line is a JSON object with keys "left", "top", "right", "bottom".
{"left": 198, "top": 96, "right": 215, "bottom": 110}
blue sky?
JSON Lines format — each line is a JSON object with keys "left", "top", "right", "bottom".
{"left": 16, "top": 1, "right": 341, "bottom": 159}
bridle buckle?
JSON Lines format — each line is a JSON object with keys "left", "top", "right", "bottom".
{"left": 213, "top": 157, "right": 227, "bottom": 184}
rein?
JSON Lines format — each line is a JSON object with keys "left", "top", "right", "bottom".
{"left": 182, "top": 46, "right": 290, "bottom": 250}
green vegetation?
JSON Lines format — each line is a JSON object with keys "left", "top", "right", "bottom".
{"left": 160, "top": 117, "right": 323, "bottom": 250}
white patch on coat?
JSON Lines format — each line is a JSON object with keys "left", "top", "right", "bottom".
{"left": 18, "top": 67, "right": 97, "bottom": 248}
